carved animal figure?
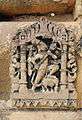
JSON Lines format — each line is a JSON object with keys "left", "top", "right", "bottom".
{"left": 32, "top": 76, "right": 58, "bottom": 92}
{"left": 42, "top": 76, "right": 58, "bottom": 92}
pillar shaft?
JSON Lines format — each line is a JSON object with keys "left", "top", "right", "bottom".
{"left": 20, "top": 44, "right": 27, "bottom": 84}
{"left": 19, "top": 44, "right": 27, "bottom": 94}
{"left": 61, "top": 44, "right": 67, "bottom": 90}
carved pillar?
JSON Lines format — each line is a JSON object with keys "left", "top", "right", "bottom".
{"left": 67, "top": 52, "right": 77, "bottom": 101}
{"left": 61, "top": 44, "right": 67, "bottom": 90}
{"left": 10, "top": 45, "right": 20, "bottom": 98}
{"left": 19, "top": 44, "right": 27, "bottom": 94}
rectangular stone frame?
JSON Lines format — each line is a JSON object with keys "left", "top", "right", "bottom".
{"left": 10, "top": 18, "right": 78, "bottom": 110}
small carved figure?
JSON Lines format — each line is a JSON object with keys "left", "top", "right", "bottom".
{"left": 42, "top": 76, "right": 58, "bottom": 92}
{"left": 32, "top": 76, "right": 58, "bottom": 92}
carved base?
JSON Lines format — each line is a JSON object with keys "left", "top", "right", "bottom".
{"left": 11, "top": 87, "right": 78, "bottom": 110}
{"left": 11, "top": 89, "right": 77, "bottom": 110}
{"left": 12, "top": 99, "right": 77, "bottom": 110}
{"left": 18, "top": 88, "right": 68, "bottom": 99}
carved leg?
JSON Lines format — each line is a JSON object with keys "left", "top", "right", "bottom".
{"left": 42, "top": 85, "right": 47, "bottom": 92}
{"left": 51, "top": 88, "right": 53, "bottom": 92}
{"left": 55, "top": 84, "right": 58, "bottom": 92}
{"left": 32, "top": 84, "right": 36, "bottom": 91}
{"left": 42, "top": 86, "right": 45, "bottom": 92}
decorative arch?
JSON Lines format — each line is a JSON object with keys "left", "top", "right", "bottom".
{"left": 10, "top": 18, "right": 78, "bottom": 109}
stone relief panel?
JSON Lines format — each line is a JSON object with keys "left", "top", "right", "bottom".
{"left": 10, "top": 18, "right": 78, "bottom": 109}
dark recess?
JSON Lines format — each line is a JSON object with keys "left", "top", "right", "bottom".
{"left": 0, "top": 13, "right": 13, "bottom": 21}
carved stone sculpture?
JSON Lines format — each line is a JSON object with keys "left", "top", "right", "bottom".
{"left": 10, "top": 18, "right": 78, "bottom": 109}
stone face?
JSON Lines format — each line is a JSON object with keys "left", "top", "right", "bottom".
{"left": 0, "top": 0, "right": 75, "bottom": 16}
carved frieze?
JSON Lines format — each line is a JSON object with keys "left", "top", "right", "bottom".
{"left": 10, "top": 18, "right": 78, "bottom": 109}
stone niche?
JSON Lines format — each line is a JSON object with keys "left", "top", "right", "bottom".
{"left": 10, "top": 18, "right": 78, "bottom": 110}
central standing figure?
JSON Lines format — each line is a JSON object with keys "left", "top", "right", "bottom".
{"left": 27, "top": 36, "right": 61, "bottom": 92}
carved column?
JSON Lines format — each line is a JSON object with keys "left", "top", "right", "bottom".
{"left": 61, "top": 44, "right": 67, "bottom": 90}
{"left": 10, "top": 45, "right": 20, "bottom": 98}
{"left": 19, "top": 44, "right": 27, "bottom": 95}
{"left": 67, "top": 52, "right": 77, "bottom": 101}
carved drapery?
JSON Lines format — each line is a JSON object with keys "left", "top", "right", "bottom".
{"left": 10, "top": 18, "right": 78, "bottom": 109}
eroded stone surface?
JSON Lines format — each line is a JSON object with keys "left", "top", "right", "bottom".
{"left": 7, "top": 111, "right": 82, "bottom": 120}
{"left": 0, "top": 0, "right": 75, "bottom": 16}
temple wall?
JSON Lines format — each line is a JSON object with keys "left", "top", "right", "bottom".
{"left": 0, "top": 0, "right": 82, "bottom": 111}
{"left": 0, "top": 1, "right": 82, "bottom": 120}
